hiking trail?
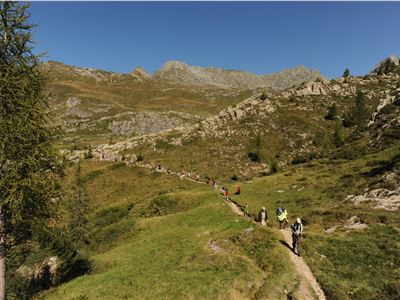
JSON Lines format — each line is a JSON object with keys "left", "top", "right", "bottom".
{"left": 281, "top": 228, "right": 327, "bottom": 300}
{"left": 110, "top": 158, "right": 326, "bottom": 299}
{"left": 224, "top": 198, "right": 326, "bottom": 300}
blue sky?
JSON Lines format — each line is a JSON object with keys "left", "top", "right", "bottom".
{"left": 29, "top": 2, "right": 400, "bottom": 78}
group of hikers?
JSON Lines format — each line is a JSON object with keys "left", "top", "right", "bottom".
{"left": 116, "top": 158, "right": 305, "bottom": 256}
{"left": 226, "top": 191, "right": 303, "bottom": 256}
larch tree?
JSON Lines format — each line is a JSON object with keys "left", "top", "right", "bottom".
{"left": 0, "top": 2, "right": 64, "bottom": 298}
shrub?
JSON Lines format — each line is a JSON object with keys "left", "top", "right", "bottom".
{"left": 259, "top": 93, "right": 267, "bottom": 101}
{"left": 107, "top": 162, "right": 125, "bottom": 170}
{"left": 142, "top": 195, "right": 178, "bottom": 217}
{"left": 333, "top": 124, "right": 344, "bottom": 148}
{"left": 325, "top": 104, "right": 337, "bottom": 120}
{"left": 95, "top": 204, "right": 133, "bottom": 227}
{"left": 231, "top": 175, "right": 239, "bottom": 181}
{"left": 137, "top": 153, "right": 144, "bottom": 161}
{"left": 270, "top": 159, "right": 279, "bottom": 174}
{"left": 343, "top": 68, "right": 350, "bottom": 78}
{"left": 83, "top": 145, "right": 93, "bottom": 159}
{"left": 248, "top": 152, "right": 260, "bottom": 162}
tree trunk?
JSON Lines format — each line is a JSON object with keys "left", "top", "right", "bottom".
{"left": 0, "top": 205, "right": 6, "bottom": 300}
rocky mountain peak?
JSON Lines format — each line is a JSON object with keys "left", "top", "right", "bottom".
{"left": 159, "top": 60, "right": 190, "bottom": 71}
{"left": 130, "top": 67, "right": 151, "bottom": 81}
{"left": 153, "top": 60, "right": 325, "bottom": 90}
{"left": 370, "top": 55, "right": 400, "bottom": 75}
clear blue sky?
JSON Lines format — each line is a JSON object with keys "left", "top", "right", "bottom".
{"left": 29, "top": 1, "right": 400, "bottom": 78}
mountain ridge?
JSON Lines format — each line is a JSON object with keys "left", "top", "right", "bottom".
{"left": 43, "top": 59, "right": 326, "bottom": 91}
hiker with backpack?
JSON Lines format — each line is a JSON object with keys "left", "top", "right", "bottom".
{"left": 291, "top": 218, "right": 304, "bottom": 256}
{"left": 244, "top": 203, "right": 250, "bottom": 217}
{"left": 258, "top": 207, "right": 268, "bottom": 226}
{"left": 276, "top": 207, "right": 288, "bottom": 229}
{"left": 224, "top": 188, "right": 229, "bottom": 201}
{"left": 235, "top": 184, "right": 241, "bottom": 195}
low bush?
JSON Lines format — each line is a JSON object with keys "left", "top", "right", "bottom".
{"left": 142, "top": 195, "right": 179, "bottom": 217}
{"left": 248, "top": 152, "right": 260, "bottom": 162}
{"left": 95, "top": 204, "right": 133, "bottom": 227}
{"left": 107, "top": 162, "right": 125, "bottom": 170}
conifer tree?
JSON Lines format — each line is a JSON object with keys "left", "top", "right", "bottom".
{"left": 325, "top": 103, "right": 337, "bottom": 120}
{"left": 333, "top": 122, "right": 344, "bottom": 148}
{"left": 0, "top": 3, "right": 64, "bottom": 297}
{"left": 67, "top": 162, "right": 90, "bottom": 248}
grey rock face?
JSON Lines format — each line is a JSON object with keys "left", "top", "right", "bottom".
{"left": 153, "top": 60, "right": 325, "bottom": 90}
{"left": 108, "top": 111, "right": 199, "bottom": 135}
{"left": 370, "top": 55, "right": 400, "bottom": 75}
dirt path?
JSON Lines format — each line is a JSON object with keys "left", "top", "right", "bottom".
{"left": 119, "top": 159, "right": 325, "bottom": 299}
{"left": 225, "top": 199, "right": 244, "bottom": 216}
{"left": 224, "top": 198, "right": 326, "bottom": 300}
{"left": 278, "top": 229, "right": 326, "bottom": 300}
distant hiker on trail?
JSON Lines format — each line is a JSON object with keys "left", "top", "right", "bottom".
{"left": 235, "top": 184, "right": 241, "bottom": 195}
{"left": 224, "top": 188, "right": 229, "bottom": 200}
{"left": 244, "top": 203, "right": 250, "bottom": 217}
{"left": 214, "top": 180, "right": 218, "bottom": 190}
{"left": 276, "top": 207, "right": 288, "bottom": 229}
{"left": 291, "top": 218, "right": 304, "bottom": 256}
{"left": 220, "top": 186, "right": 226, "bottom": 195}
{"left": 258, "top": 207, "right": 268, "bottom": 226}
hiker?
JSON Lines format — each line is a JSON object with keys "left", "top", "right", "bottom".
{"left": 244, "top": 203, "right": 250, "bottom": 217}
{"left": 235, "top": 184, "right": 241, "bottom": 195}
{"left": 224, "top": 188, "right": 229, "bottom": 201}
{"left": 291, "top": 218, "right": 304, "bottom": 256}
{"left": 258, "top": 207, "right": 268, "bottom": 226}
{"left": 220, "top": 186, "right": 226, "bottom": 195}
{"left": 276, "top": 207, "right": 288, "bottom": 229}
{"left": 214, "top": 180, "right": 218, "bottom": 190}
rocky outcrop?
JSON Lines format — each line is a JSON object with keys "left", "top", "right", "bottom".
{"left": 282, "top": 80, "right": 331, "bottom": 97}
{"left": 153, "top": 60, "right": 325, "bottom": 90}
{"left": 17, "top": 256, "right": 60, "bottom": 286}
{"left": 368, "top": 88, "right": 400, "bottom": 126}
{"left": 130, "top": 67, "right": 151, "bottom": 81}
{"left": 370, "top": 55, "right": 400, "bottom": 75}
{"left": 108, "top": 111, "right": 200, "bottom": 135}
{"left": 346, "top": 188, "right": 400, "bottom": 211}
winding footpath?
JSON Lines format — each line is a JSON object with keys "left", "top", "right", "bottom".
{"left": 112, "top": 158, "right": 326, "bottom": 299}
{"left": 224, "top": 197, "right": 326, "bottom": 300}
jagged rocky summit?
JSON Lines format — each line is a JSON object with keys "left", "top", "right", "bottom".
{"left": 153, "top": 60, "right": 325, "bottom": 90}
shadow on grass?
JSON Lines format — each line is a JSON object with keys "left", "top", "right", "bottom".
{"left": 279, "top": 240, "right": 296, "bottom": 255}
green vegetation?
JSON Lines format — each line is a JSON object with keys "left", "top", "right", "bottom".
{"left": 343, "top": 68, "right": 350, "bottom": 78}
{"left": 0, "top": 2, "right": 65, "bottom": 298}
{"left": 248, "top": 133, "right": 264, "bottom": 162}
{"left": 224, "top": 143, "right": 400, "bottom": 299}
{"left": 333, "top": 122, "right": 345, "bottom": 148}
{"left": 325, "top": 103, "right": 337, "bottom": 120}
{"left": 343, "top": 91, "right": 370, "bottom": 129}
{"left": 38, "top": 161, "right": 299, "bottom": 300}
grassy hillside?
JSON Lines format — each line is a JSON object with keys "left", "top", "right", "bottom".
{"left": 37, "top": 160, "right": 308, "bottom": 300}
{"left": 223, "top": 143, "right": 400, "bottom": 299}
{"left": 23, "top": 63, "right": 399, "bottom": 299}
